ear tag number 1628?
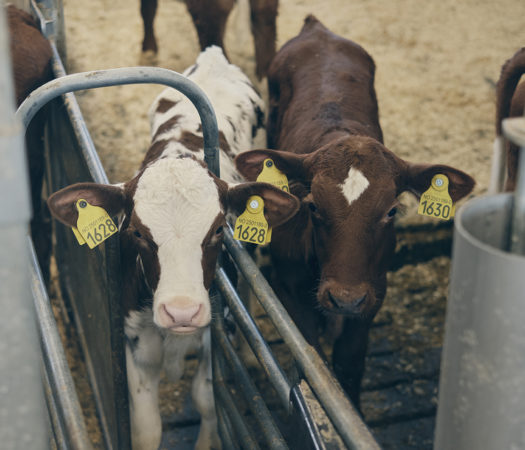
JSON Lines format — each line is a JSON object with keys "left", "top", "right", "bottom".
{"left": 73, "top": 199, "right": 118, "bottom": 249}
{"left": 417, "top": 174, "right": 455, "bottom": 220}
{"left": 233, "top": 195, "right": 271, "bottom": 245}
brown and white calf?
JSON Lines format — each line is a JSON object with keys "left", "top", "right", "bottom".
{"left": 47, "top": 46, "right": 299, "bottom": 449}
{"left": 495, "top": 47, "right": 525, "bottom": 192}
{"left": 235, "top": 16, "right": 475, "bottom": 409}
{"left": 140, "top": 0, "right": 278, "bottom": 79}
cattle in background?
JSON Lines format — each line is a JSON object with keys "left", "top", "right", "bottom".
{"left": 47, "top": 46, "right": 299, "bottom": 450}
{"left": 235, "top": 15, "right": 475, "bottom": 409}
{"left": 7, "top": 4, "right": 53, "bottom": 279}
{"left": 140, "top": 0, "right": 278, "bottom": 79}
{"left": 495, "top": 47, "right": 525, "bottom": 192}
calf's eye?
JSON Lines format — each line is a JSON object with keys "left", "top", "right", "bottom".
{"left": 308, "top": 202, "right": 318, "bottom": 213}
{"left": 215, "top": 226, "right": 224, "bottom": 235}
{"left": 133, "top": 230, "right": 142, "bottom": 238}
{"left": 387, "top": 207, "right": 397, "bottom": 218}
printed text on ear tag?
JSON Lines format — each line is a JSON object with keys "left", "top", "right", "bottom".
{"left": 75, "top": 199, "right": 118, "bottom": 249}
{"left": 233, "top": 195, "right": 271, "bottom": 245}
{"left": 417, "top": 174, "right": 455, "bottom": 220}
{"left": 256, "top": 158, "right": 289, "bottom": 192}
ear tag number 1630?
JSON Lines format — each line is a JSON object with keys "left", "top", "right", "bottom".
{"left": 417, "top": 174, "right": 455, "bottom": 220}
{"left": 73, "top": 199, "right": 118, "bottom": 249}
{"left": 233, "top": 195, "right": 271, "bottom": 245}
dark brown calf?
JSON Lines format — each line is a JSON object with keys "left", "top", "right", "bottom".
{"left": 236, "top": 15, "right": 475, "bottom": 408}
{"left": 7, "top": 4, "right": 53, "bottom": 279}
{"left": 140, "top": 0, "right": 277, "bottom": 79}
{"left": 495, "top": 47, "right": 525, "bottom": 191}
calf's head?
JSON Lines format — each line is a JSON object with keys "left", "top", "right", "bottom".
{"left": 48, "top": 156, "right": 299, "bottom": 333}
{"left": 235, "top": 136, "right": 475, "bottom": 319}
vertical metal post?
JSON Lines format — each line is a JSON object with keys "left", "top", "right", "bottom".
{"left": 503, "top": 117, "right": 525, "bottom": 254}
{"left": 0, "top": 5, "right": 46, "bottom": 449}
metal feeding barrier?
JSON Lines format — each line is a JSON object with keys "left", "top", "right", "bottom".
{"left": 21, "top": 1, "right": 380, "bottom": 448}
{"left": 435, "top": 114, "right": 525, "bottom": 448}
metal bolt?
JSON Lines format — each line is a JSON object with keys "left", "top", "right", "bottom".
{"left": 250, "top": 200, "right": 259, "bottom": 209}
{"left": 266, "top": 160, "right": 273, "bottom": 168}
{"left": 435, "top": 178, "right": 444, "bottom": 187}
{"left": 79, "top": 200, "right": 87, "bottom": 208}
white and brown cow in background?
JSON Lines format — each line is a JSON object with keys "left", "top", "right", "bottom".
{"left": 235, "top": 16, "right": 475, "bottom": 410}
{"left": 47, "top": 46, "right": 299, "bottom": 450}
{"left": 494, "top": 47, "right": 525, "bottom": 192}
{"left": 140, "top": 0, "right": 278, "bottom": 79}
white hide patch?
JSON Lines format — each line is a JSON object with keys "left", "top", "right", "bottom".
{"left": 340, "top": 167, "right": 370, "bottom": 206}
{"left": 133, "top": 157, "right": 220, "bottom": 325}
{"left": 148, "top": 46, "right": 265, "bottom": 184}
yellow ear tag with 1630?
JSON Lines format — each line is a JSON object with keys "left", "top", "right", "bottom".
{"left": 417, "top": 174, "right": 455, "bottom": 220}
{"left": 256, "top": 158, "right": 289, "bottom": 192}
{"left": 73, "top": 199, "right": 118, "bottom": 249}
{"left": 233, "top": 195, "right": 271, "bottom": 245}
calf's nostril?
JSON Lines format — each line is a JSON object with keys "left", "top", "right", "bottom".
{"left": 353, "top": 294, "right": 367, "bottom": 308}
{"left": 327, "top": 291, "right": 340, "bottom": 309}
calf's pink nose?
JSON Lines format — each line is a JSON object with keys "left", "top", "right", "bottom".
{"left": 162, "top": 303, "right": 201, "bottom": 327}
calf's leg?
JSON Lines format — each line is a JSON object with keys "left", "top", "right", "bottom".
{"left": 125, "top": 318, "right": 164, "bottom": 450}
{"left": 249, "top": 0, "right": 278, "bottom": 79}
{"left": 192, "top": 328, "right": 221, "bottom": 450}
{"left": 332, "top": 318, "right": 371, "bottom": 412}
{"left": 140, "top": 0, "right": 158, "bottom": 53}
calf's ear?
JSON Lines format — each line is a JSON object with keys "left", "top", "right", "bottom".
{"left": 47, "top": 182, "right": 126, "bottom": 227}
{"left": 226, "top": 182, "right": 300, "bottom": 228}
{"left": 235, "top": 149, "right": 309, "bottom": 181}
{"left": 403, "top": 163, "right": 475, "bottom": 202}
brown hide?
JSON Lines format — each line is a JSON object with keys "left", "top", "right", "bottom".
{"left": 236, "top": 15, "right": 474, "bottom": 408}
{"left": 139, "top": 0, "right": 278, "bottom": 79}
{"left": 495, "top": 47, "right": 525, "bottom": 191}
{"left": 7, "top": 5, "right": 52, "bottom": 106}
{"left": 267, "top": 15, "right": 383, "bottom": 151}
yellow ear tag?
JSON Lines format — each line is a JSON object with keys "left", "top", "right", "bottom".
{"left": 233, "top": 195, "right": 271, "bottom": 245}
{"left": 72, "top": 226, "right": 86, "bottom": 245}
{"left": 256, "top": 158, "right": 289, "bottom": 192}
{"left": 417, "top": 174, "right": 455, "bottom": 220}
{"left": 75, "top": 199, "right": 118, "bottom": 249}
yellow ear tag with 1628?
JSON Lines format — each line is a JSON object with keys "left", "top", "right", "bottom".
{"left": 75, "top": 199, "right": 118, "bottom": 249}
{"left": 256, "top": 158, "right": 289, "bottom": 192}
{"left": 233, "top": 195, "right": 271, "bottom": 245}
{"left": 417, "top": 174, "right": 455, "bottom": 220}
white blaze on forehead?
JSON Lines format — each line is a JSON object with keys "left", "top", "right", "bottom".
{"left": 133, "top": 157, "right": 221, "bottom": 307}
{"left": 340, "top": 167, "right": 370, "bottom": 206}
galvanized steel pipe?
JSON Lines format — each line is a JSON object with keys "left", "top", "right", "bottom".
{"left": 503, "top": 117, "right": 525, "bottom": 254}
{"left": 30, "top": 239, "right": 92, "bottom": 449}
{"left": 215, "top": 266, "right": 292, "bottom": 410}
{"left": 15, "top": 66, "right": 221, "bottom": 177}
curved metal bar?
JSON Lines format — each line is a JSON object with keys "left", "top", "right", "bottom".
{"left": 15, "top": 67, "right": 220, "bottom": 176}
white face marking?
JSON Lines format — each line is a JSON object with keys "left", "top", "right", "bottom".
{"left": 340, "top": 167, "right": 370, "bottom": 206}
{"left": 133, "top": 157, "right": 221, "bottom": 329}
{"left": 148, "top": 46, "right": 264, "bottom": 184}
